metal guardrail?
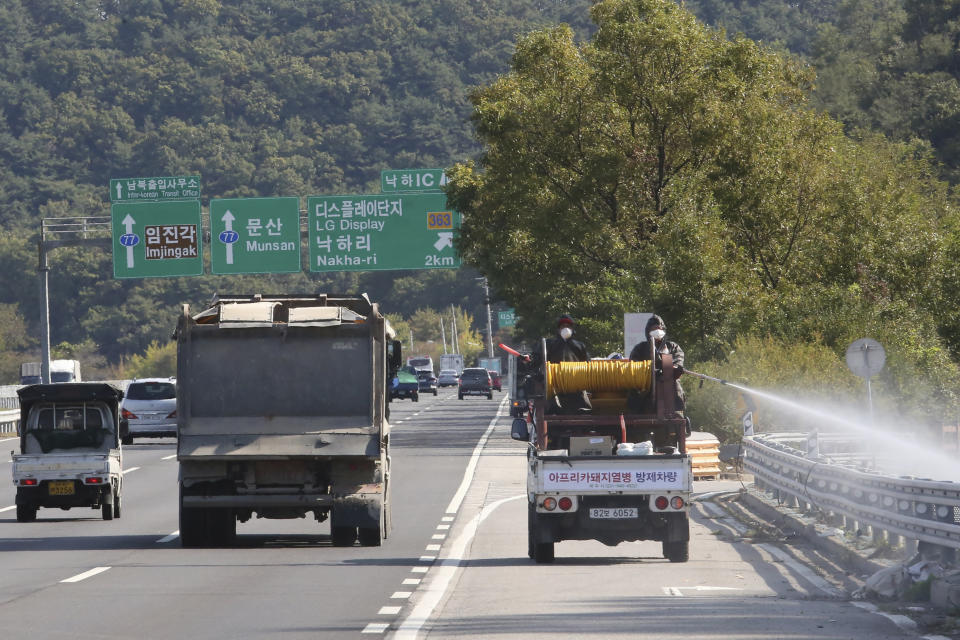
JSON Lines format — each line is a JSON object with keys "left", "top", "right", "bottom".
{"left": 744, "top": 435, "right": 960, "bottom": 551}
{"left": 0, "top": 408, "right": 19, "bottom": 434}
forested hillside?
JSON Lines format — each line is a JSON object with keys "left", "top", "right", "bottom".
{"left": 0, "top": 0, "right": 594, "bottom": 379}
{"left": 686, "top": 0, "right": 960, "bottom": 183}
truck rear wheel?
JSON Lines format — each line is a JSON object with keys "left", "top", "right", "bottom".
{"left": 16, "top": 504, "right": 37, "bottom": 522}
{"left": 528, "top": 504, "right": 555, "bottom": 564}
{"left": 207, "top": 509, "right": 236, "bottom": 547}
{"left": 180, "top": 489, "right": 207, "bottom": 547}
{"left": 663, "top": 541, "right": 689, "bottom": 563}
{"left": 101, "top": 491, "right": 114, "bottom": 521}
{"left": 331, "top": 526, "right": 357, "bottom": 546}
{"left": 112, "top": 490, "right": 122, "bottom": 519}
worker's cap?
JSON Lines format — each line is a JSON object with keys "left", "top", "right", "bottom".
{"left": 645, "top": 314, "right": 665, "bottom": 332}
{"left": 557, "top": 314, "right": 575, "bottom": 327}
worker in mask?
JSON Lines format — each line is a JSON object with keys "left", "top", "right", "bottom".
{"left": 530, "top": 314, "right": 591, "bottom": 413}
{"left": 628, "top": 314, "right": 685, "bottom": 413}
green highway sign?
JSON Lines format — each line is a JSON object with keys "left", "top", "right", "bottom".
{"left": 210, "top": 197, "right": 302, "bottom": 274}
{"left": 307, "top": 193, "right": 460, "bottom": 272}
{"left": 380, "top": 168, "right": 447, "bottom": 193}
{"left": 111, "top": 200, "right": 203, "bottom": 278}
{"left": 110, "top": 175, "right": 201, "bottom": 202}
{"left": 498, "top": 309, "right": 516, "bottom": 328}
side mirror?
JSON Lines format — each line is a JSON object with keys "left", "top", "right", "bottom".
{"left": 511, "top": 418, "right": 529, "bottom": 441}
{"left": 388, "top": 340, "right": 403, "bottom": 371}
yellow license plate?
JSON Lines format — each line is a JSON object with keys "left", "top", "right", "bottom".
{"left": 48, "top": 480, "right": 75, "bottom": 496}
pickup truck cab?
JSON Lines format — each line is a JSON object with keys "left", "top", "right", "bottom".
{"left": 12, "top": 383, "right": 124, "bottom": 522}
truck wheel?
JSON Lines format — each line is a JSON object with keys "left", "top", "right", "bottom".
{"left": 16, "top": 504, "right": 37, "bottom": 522}
{"left": 113, "top": 490, "right": 122, "bottom": 519}
{"left": 529, "top": 506, "right": 555, "bottom": 563}
{"left": 331, "top": 526, "right": 357, "bottom": 546}
{"left": 458, "top": 393, "right": 464, "bottom": 400}
{"left": 207, "top": 509, "right": 236, "bottom": 547}
{"left": 101, "top": 491, "right": 114, "bottom": 521}
{"left": 412, "top": 393, "right": 419, "bottom": 402}
{"left": 527, "top": 503, "right": 536, "bottom": 559}
{"left": 433, "top": 389, "right": 437, "bottom": 396}
{"left": 487, "top": 392, "right": 493, "bottom": 399}
{"left": 179, "top": 490, "right": 207, "bottom": 548}
{"left": 663, "top": 541, "right": 689, "bottom": 563}
{"left": 122, "top": 434, "right": 133, "bottom": 446}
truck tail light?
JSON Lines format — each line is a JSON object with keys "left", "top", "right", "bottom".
{"left": 671, "top": 496, "right": 685, "bottom": 510}
{"left": 558, "top": 497, "right": 573, "bottom": 511}
{"left": 20, "top": 478, "right": 38, "bottom": 486}
{"left": 122, "top": 408, "right": 137, "bottom": 420}
{"left": 83, "top": 476, "right": 104, "bottom": 484}
{"left": 542, "top": 497, "right": 557, "bottom": 511}
{"left": 654, "top": 496, "right": 669, "bottom": 510}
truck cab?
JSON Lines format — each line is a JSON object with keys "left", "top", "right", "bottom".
{"left": 12, "top": 383, "right": 124, "bottom": 522}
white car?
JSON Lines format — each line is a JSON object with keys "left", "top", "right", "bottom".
{"left": 121, "top": 378, "right": 177, "bottom": 444}
{"left": 437, "top": 369, "right": 459, "bottom": 387}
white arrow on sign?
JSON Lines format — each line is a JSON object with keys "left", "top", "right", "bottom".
{"left": 116, "top": 183, "right": 123, "bottom": 200}
{"left": 122, "top": 214, "right": 136, "bottom": 269}
{"left": 434, "top": 232, "right": 453, "bottom": 252}
{"left": 222, "top": 210, "right": 235, "bottom": 265}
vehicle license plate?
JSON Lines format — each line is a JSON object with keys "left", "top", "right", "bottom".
{"left": 589, "top": 507, "right": 637, "bottom": 519}
{"left": 48, "top": 480, "right": 75, "bottom": 496}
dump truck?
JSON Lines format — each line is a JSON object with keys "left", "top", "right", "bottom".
{"left": 510, "top": 342, "right": 692, "bottom": 563}
{"left": 175, "top": 294, "right": 401, "bottom": 548}
{"left": 12, "top": 383, "right": 124, "bottom": 522}
{"left": 19, "top": 360, "right": 82, "bottom": 385}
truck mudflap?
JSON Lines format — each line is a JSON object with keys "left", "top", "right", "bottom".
{"left": 331, "top": 493, "right": 384, "bottom": 529}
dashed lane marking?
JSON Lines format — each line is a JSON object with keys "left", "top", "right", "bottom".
{"left": 121, "top": 466, "right": 140, "bottom": 474}
{"left": 156, "top": 531, "right": 179, "bottom": 543}
{"left": 61, "top": 566, "right": 110, "bottom": 583}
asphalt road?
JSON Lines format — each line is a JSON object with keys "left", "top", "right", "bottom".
{"left": 0, "top": 388, "right": 503, "bottom": 639}
{"left": 0, "top": 391, "right": 943, "bottom": 640}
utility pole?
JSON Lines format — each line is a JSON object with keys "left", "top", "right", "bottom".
{"left": 450, "top": 306, "right": 459, "bottom": 354}
{"left": 440, "top": 317, "right": 447, "bottom": 354}
{"left": 476, "top": 277, "right": 494, "bottom": 358}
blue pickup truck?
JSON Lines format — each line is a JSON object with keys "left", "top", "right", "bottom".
{"left": 391, "top": 368, "right": 419, "bottom": 402}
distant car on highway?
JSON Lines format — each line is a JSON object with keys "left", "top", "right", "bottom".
{"left": 487, "top": 370, "right": 502, "bottom": 392}
{"left": 437, "top": 369, "right": 459, "bottom": 387}
{"left": 120, "top": 378, "right": 177, "bottom": 444}
{"left": 458, "top": 368, "right": 492, "bottom": 400}
{"left": 416, "top": 370, "right": 438, "bottom": 396}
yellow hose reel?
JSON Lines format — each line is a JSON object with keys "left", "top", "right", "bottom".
{"left": 546, "top": 360, "right": 653, "bottom": 396}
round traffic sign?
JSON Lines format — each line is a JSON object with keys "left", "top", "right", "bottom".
{"left": 845, "top": 338, "right": 886, "bottom": 378}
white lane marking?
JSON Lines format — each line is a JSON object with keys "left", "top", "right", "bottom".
{"left": 378, "top": 606, "right": 401, "bottom": 615}
{"left": 411, "top": 566, "right": 429, "bottom": 574}
{"left": 755, "top": 543, "right": 843, "bottom": 598}
{"left": 852, "top": 602, "right": 921, "bottom": 633}
{"left": 394, "top": 494, "right": 524, "bottom": 639}
{"left": 444, "top": 396, "right": 510, "bottom": 514}
{"left": 402, "top": 578, "right": 421, "bottom": 586}
{"left": 391, "top": 591, "right": 412, "bottom": 599}
{"left": 361, "top": 623, "right": 389, "bottom": 634}
{"left": 121, "top": 466, "right": 141, "bottom": 474}
{"left": 61, "top": 566, "right": 111, "bottom": 583}
{"left": 664, "top": 586, "right": 743, "bottom": 596}
{"left": 0, "top": 505, "right": 15, "bottom": 513}
{"left": 161, "top": 454, "right": 176, "bottom": 460}
{"left": 441, "top": 516, "right": 454, "bottom": 522}
{"left": 419, "top": 555, "right": 436, "bottom": 562}
{"left": 699, "top": 501, "right": 748, "bottom": 535}
{"left": 425, "top": 544, "right": 441, "bottom": 551}
{"left": 436, "top": 524, "right": 450, "bottom": 530}
{"left": 431, "top": 534, "right": 446, "bottom": 540}
{"left": 156, "top": 531, "right": 179, "bottom": 543}
{"left": 0, "top": 437, "right": 17, "bottom": 444}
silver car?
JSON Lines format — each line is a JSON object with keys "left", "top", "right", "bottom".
{"left": 437, "top": 369, "right": 459, "bottom": 387}
{"left": 121, "top": 378, "right": 177, "bottom": 444}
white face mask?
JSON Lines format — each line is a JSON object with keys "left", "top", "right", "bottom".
{"left": 650, "top": 329, "right": 666, "bottom": 341}
{"left": 559, "top": 327, "right": 573, "bottom": 340}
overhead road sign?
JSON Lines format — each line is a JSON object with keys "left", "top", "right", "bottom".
{"left": 498, "top": 309, "right": 516, "bottom": 328}
{"left": 210, "top": 197, "right": 302, "bottom": 274}
{"left": 111, "top": 201, "right": 203, "bottom": 278}
{"left": 110, "top": 175, "right": 201, "bottom": 202}
{"left": 381, "top": 168, "right": 447, "bottom": 193}
{"left": 307, "top": 193, "right": 460, "bottom": 272}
